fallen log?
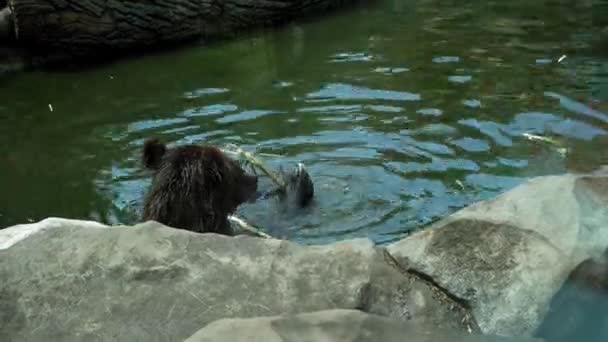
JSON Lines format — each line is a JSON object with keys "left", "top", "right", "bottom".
{"left": 6, "top": 0, "right": 366, "bottom": 65}
{"left": 0, "top": 6, "right": 10, "bottom": 40}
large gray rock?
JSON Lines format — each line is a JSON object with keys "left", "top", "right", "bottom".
{"left": 435, "top": 173, "right": 608, "bottom": 259}
{"left": 185, "top": 309, "right": 542, "bottom": 342}
{"left": 0, "top": 218, "right": 470, "bottom": 341}
{"left": 387, "top": 172, "right": 608, "bottom": 337}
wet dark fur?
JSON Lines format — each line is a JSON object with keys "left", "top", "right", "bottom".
{"left": 142, "top": 138, "right": 258, "bottom": 235}
{"left": 286, "top": 163, "right": 314, "bottom": 208}
{"left": 534, "top": 247, "right": 608, "bottom": 342}
{"left": 258, "top": 163, "right": 315, "bottom": 209}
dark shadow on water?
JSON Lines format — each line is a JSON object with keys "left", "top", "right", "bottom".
{"left": 535, "top": 248, "right": 608, "bottom": 342}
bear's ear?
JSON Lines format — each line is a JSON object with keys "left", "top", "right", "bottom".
{"left": 143, "top": 138, "right": 167, "bottom": 170}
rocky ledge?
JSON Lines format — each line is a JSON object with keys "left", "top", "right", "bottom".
{"left": 185, "top": 309, "right": 539, "bottom": 342}
{"left": 1, "top": 170, "right": 608, "bottom": 341}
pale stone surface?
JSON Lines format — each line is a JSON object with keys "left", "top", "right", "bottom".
{"left": 185, "top": 309, "right": 541, "bottom": 342}
{"left": 0, "top": 219, "right": 467, "bottom": 341}
{"left": 387, "top": 172, "right": 608, "bottom": 337}
{"left": 436, "top": 174, "right": 608, "bottom": 259}
{"left": 0, "top": 217, "right": 107, "bottom": 250}
{"left": 3, "top": 171, "right": 608, "bottom": 340}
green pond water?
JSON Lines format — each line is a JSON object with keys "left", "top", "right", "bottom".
{"left": 0, "top": 0, "right": 606, "bottom": 245}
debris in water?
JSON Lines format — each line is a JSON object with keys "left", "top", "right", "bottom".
{"left": 558, "top": 55, "right": 567, "bottom": 63}
{"left": 522, "top": 133, "right": 567, "bottom": 157}
{"left": 455, "top": 180, "right": 465, "bottom": 190}
{"left": 228, "top": 215, "right": 272, "bottom": 239}
{"left": 48, "top": 104, "right": 53, "bottom": 112}
{"left": 522, "top": 133, "right": 559, "bottom": 145}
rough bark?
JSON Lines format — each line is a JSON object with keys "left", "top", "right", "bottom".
{"left": 7, "top": 0, "right": 365, "bottom": 63}
{"left": 0, "top": 6, "right": 11, "bottom": 40}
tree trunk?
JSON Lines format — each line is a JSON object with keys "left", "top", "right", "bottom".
{"left": 0, "top": 6, "right": 11, "bottom": 40}
{"left": 7, "top": 0, "right": 365, "bottom": 63}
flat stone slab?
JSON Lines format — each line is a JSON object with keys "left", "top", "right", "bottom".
{"left": 387, "top": 171, "right": 608, "bottom": 337}
{"left": 3, "top": 170, "right": 608, "bottom": 340}
{"left": 185, "top": 309, "right": 542, "bottom": 342}
{"left": 0, "top": 218, "right": 468, "bottom": 341}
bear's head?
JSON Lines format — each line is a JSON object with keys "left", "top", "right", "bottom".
{"left": 142, "top": 138, "right": 258, "bottom": 235}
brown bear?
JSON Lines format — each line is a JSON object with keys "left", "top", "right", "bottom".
{"left": 141, "top": 137, "right": 258, "bottom": 236}
{"left": 534, "top": 247, "right": 608, "bottom": 342}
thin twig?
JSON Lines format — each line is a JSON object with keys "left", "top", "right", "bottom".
{"left": 522, "top": 133, "right": 559, "bottom": 145}
{"left": 222, "top": 144, "right": 287, "bottom": 189}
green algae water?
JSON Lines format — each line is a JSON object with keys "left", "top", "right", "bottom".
{"left": 0, "top": 0, "right": 606, "bottom": 245}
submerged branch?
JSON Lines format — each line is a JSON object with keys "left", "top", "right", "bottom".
{"left": 228, "top": 215, "right": 273, "bottom": 239}
{"left": 222, "top": 144, "right": 287, "bottom": 190}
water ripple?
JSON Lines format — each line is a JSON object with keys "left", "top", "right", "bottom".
{"left": 330, "top": 52, "right": 376, "bottom": 63}
{"left": 416, "top": 108, "right": 443, "bottom": 116}
{"left": 386, "top": 158, "right": 480, "bottom": 174}
{"left": 544, "top": 91, "right": 608, "bottom": 123}
{"left": 432, "top": 56, "right": 460, "bottom": 63}
{"left": 306, "top": 83, "right": 421, "bottom": 102}
{"left": 449, "top": 137, "right": 491, "bottom": 152}
{"left": 373, "top": 67, "right": 409, "bottom": 74}
{"left": 459, "top": 119, "right": 513, "bottom": 146}
{"left": 448, "top": 75, "right": 473, "bottom": 83}
{"left": 216, "top": 109, "right": 283, "bottom": 124}
{"left": 505, "top": 112, "right": 607, "bottom": 140}
{"left": 183, "top": 88, "right": 230, "bottom": 99}
{"left": 463, "top": 99, "right": 482, "bottom": 108}
{"left": 180, "top": 104, "right": 238, "bottom": 117}
{"left": 128, "top": 118, "right": 189, "bottom": 133}
{"left": 298, "top": 104, "right": 362, "bottom": 113}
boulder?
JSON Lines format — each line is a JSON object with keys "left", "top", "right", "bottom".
{"left": 439, "top": 173, "right": 608, "bottom": 258}
{"left": 387, "top": 171, "right": 608, "bottom": 337}
{"left": 0, "top": 218, "right": 470, "bottom": 341}
{"left": 184, "top": 309, "right": 542, "bottom": 342}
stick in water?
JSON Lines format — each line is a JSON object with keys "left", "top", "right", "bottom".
{"left": 222, "top": 144, "right": 287, "bottom": 190}
{"left": 228, "top": 215, "right": 273, "bottom": 239}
